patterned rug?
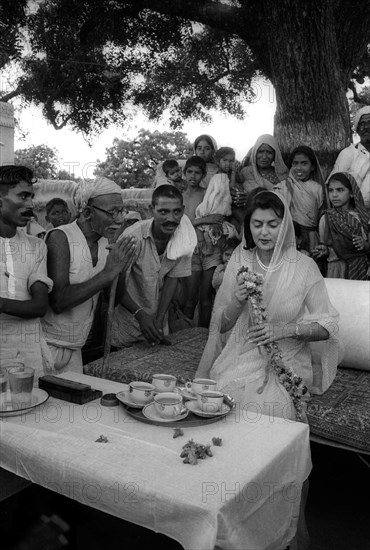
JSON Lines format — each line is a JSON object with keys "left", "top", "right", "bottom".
{"left": 84, "top": 327, "right": 370, "bottom": 453}
{"left": 84, "top": 327, "right": 208, "bottom": 386}
{"left": 307, "top": 367, "right": 370, "bottom": 453}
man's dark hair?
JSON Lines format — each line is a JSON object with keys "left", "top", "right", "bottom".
{"left": 151, "top": 184, "right": 183, "bottom": 206}
{"left": 184, "top": 156, "right": 207, "bottom": 175}
{"left": 162, "top": 159, "right": 179, "bottom": 176}
{"left": 0, "top": 165, "right": 36, "bottom": 195}
{"left": 45, "top": 197, "right": 70, "bottom": 215}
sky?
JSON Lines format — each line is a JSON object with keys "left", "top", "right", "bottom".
{"left": 13, "top": 80, "right": 276, "bottom": 179}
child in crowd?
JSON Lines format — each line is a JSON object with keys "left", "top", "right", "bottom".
{"left": 162, "top": 159, "right": 187, "bottom": 192}
{"left": 193, "top": 134, "right": 218, "bottom": 188}
{"left": 195, "top": 146, "right": 239, "bottom": 252}
{"left": 214, "top": 146, "right": 237, "bottom": 186}
{"left": 45, "top": 198, "right": 71, "bottom": 228}
{"left": 312, "top": 172, "right": 370, "bottom": 280}
{"left": 274, "top": 145, "right": 325, "bottom": 256}
{"left": 214, "top": 146, "right": 246, "bottom": 233}
{"left": 0, "top": 165, "right": 53, "bottom": 380}
{"left": 212, "top": 237, "right": 240, "bottom": 292}
{"left": 182, "top": 156, "right": 226, "bottom": 327}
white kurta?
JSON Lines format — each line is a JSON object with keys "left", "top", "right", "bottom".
{"left": 0, "top": 229, "right": 53, "bottom": 380}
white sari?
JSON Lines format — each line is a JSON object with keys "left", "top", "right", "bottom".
{"left": 196, "top": 193, "right": 341, "bottom": 421}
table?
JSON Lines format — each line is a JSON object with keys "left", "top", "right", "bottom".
{"left": 0, "top": 373, "right": 311, "bottom": 550}
{"left": 84, "top": 327, "right": 370, "bottom": 456}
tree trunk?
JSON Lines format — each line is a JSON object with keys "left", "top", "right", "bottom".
{"left": 257, "top": 0, "right": 351, "bottom": 176}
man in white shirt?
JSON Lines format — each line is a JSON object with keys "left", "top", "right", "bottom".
{"left": 0, "top": 165, "right": 53, "bottom": 380}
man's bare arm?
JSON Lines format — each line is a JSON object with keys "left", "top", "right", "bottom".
{"left": 0, "top": 282, "right": 49, "bottom": 318}
{"left": 47, "top": 231, "right": 136, "bottom": 313}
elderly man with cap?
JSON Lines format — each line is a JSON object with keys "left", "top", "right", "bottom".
{"left": 41, "top": 177, "right": 136, "bottom": 373}
{"left": 331, "top": 106, "right": 370, "bottom": 209}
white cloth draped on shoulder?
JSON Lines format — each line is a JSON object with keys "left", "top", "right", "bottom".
{"left": 197, "top": 192, "right": 342, "bottom": 421}
{"left": 166, "top": 214, "right": 197, "bottom": 260}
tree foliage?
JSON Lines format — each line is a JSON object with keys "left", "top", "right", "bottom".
{"left": 95, "top": 129, "right": 192, "bottom": 188}
{"left": 0, "top": 1, "right": 28, "bottom": 71}
{"left": 14, "top": 144, "right": 61, "bottom": 179}
{"left": 1, "top": 1, "right": 370, "bottom": 158}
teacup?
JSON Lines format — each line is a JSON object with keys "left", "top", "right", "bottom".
{"left": 154, "top": 392, "right": 186, "bottom": 419}
{"left": 152, "top": 374, "right": 177, "bottom": 393}
{"left": 129, "top": 381, "right": 155, "bottom": 405}
{"left": 185, "top": 378, "right": 217, "bottom": 396}
{"left": 197, "top": 390, "right": 224, "bottom": 413}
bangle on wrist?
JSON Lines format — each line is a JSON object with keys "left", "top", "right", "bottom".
{"left": 295, "top": 323, "right": 315, "bottom": 340}
{"left": 132, "top": 307, "right": 144, "bottom": 318}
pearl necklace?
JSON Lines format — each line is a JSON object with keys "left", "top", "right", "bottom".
{"left": 256, "top": 251, "right": 284, "bottom": 272}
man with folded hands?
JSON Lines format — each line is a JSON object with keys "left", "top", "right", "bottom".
{"left": 41, "top": 177, "right": 136, "bottom": 373}
{"left": 111, "top": 185, "right": 197, "bottom": 347}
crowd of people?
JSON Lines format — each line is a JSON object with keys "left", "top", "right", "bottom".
{"left": 1, "top": 105, "right": 369, "bottom": 424}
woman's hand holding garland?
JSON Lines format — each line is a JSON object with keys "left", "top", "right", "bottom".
{"left": 247, "top": 323, "right": 286, "bottom": 346}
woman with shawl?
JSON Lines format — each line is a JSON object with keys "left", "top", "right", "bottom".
{"left": 234, "top": 134, "right": 289, "bottom": 208}
{"left": 313, "top": 172, "right": 370, "bottom": 280}
{"left": 196, "top": 189, "right": 341, "bottom": 422}
{"left": 192, "top": 134, "right": 218, "bottom": 188}
{"left": 274, "top": 145, "right": 326, "bottom": 256}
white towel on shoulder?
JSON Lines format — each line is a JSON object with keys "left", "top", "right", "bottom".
{"left": 166, "top": 214, "right": 197, "bottom": 260}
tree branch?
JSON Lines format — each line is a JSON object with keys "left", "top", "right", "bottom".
{"left": 0, "top": 87, "right": 22, "bottom": 102}
{"left": 118, "top": 0, "right": 248, "bottom": 38}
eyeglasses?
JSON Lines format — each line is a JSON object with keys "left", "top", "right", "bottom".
{"left": 91, "top": 204, "right": 127, "bottom": 221}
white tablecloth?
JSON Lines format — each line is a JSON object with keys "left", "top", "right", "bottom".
{"left": 0, "top": 373, "right": 312, "bottom": 550}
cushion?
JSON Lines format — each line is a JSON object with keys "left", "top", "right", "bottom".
{"left": 318, "top": 278, "right": 370, "bottom": 371}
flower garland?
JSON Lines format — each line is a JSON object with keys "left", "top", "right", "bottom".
{"left": 237, "top": 266, "right": 308, "bottom": 421}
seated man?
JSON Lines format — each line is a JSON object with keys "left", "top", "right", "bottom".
{"left": 111, "top": 185, "right": 196, "bottom": 347}
{"left": 331, "top": 105, "right": 370, "bottom": 209}
{"left": 0, "top": 165, "right": 53, "bottom": 380}
{"left": 41, "top": 177, "right": 136, "bottom": 373}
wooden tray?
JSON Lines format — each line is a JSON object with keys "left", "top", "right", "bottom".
{"left": 122, "top": 404, "right": 227, "bottom": 427}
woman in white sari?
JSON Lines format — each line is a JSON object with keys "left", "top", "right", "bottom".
{"left": 196, "top": 189, "right": 341, "bottom": 421}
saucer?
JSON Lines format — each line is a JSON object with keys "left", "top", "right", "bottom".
{"left": 177, "top": 387, "right": 198, "bottom": 401}
{"left": 0, "top": 388, "right": 49, "bottom": 417}
{"left": 116, "top": 388, "right": 152, "bottom": 409}
{"left": 185, "top": 400, "right": 231, "bottom": 418}
{"left": 142, "top": 402, "right": 189, "bottom": 423}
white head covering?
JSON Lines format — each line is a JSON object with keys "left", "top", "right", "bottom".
{"left": 193, "top": 134, "right": 218, "bottom": 156}
{"left": 197, "top": 190, "right": 340, "bottom": 396}
{"left": 74, "top": 176, "right": 123, "bottom": 211}
{"left": 353, "top": 106, "right": 370, "bottom": 132}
